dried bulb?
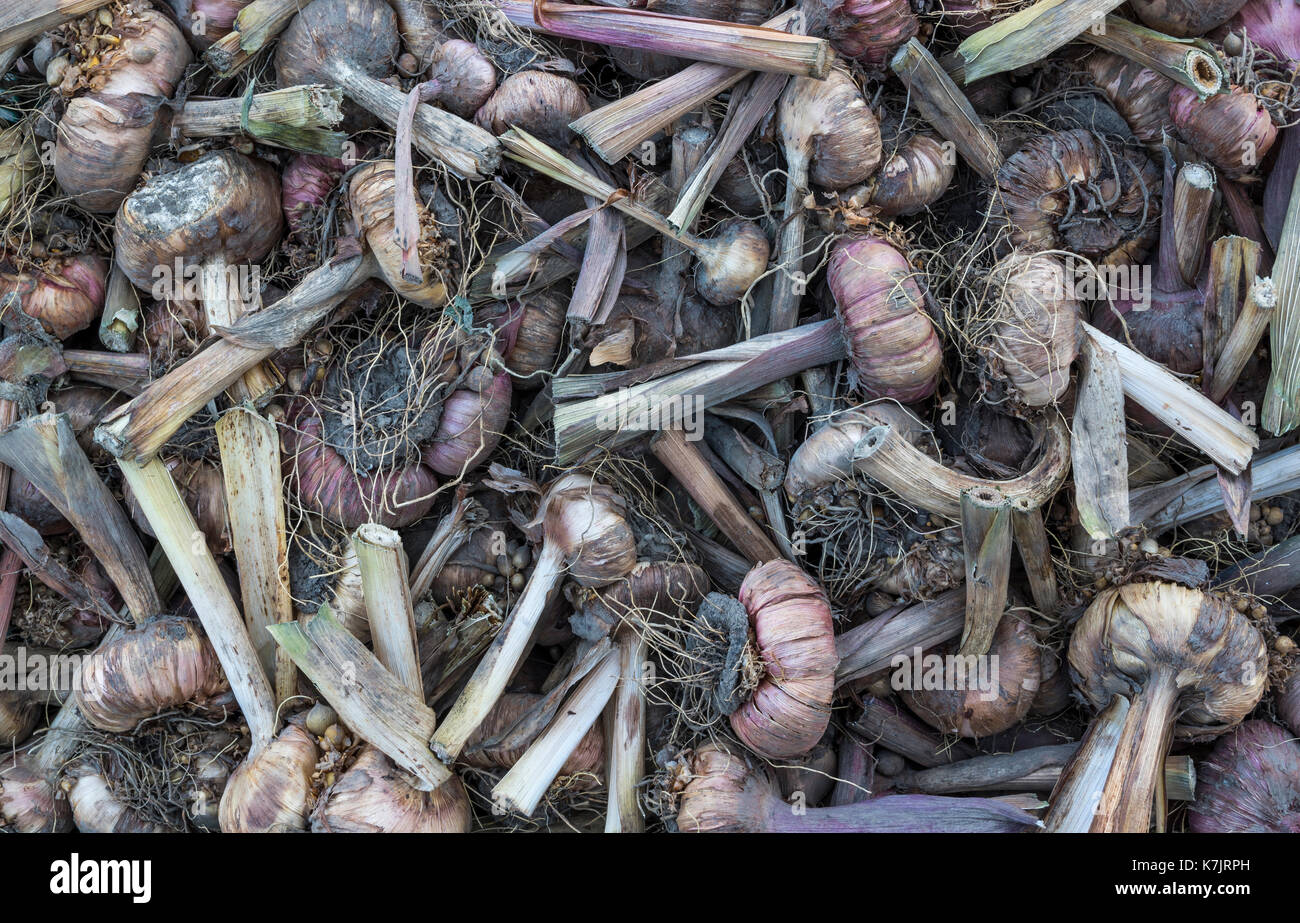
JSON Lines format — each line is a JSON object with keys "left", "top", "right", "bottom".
{"left": 981, "top": 251, "right": 1081, "bottom": 407}
{"left": 115, "top": 149, "right": 284, "bottom": 291}
{"left": 869, "top": 135, "right": 954, "bottom": 216}
{"left": 1129, "top": 0, "right": 1248, "bottom": 38}
{"left": 67, "top": 763, "right": 167, "bottom": 832}
{"left": 692, "top": 218, "right": 770, "bottom": 307}
{"left": 275, "top": 0, "right": 398, "bottom": 90}
{"left": 0, "top": 755, "right": 72, "bottom": 832}
{"left": 75, "top": 617, "right": 230, "bottom": 733}
{"left": 349, "top": 161, "right": 450, "bottom": 309}
{"left": 480, "top": 291, "right": 566, "bottom": 383}
{"left": 813, "top": 0, "right": 918, "bottom": 69}
{"left": 996, "top": 129, "right": 1161, "bottom": 265}
{"left": 0, "top": 692, "right": 42, "bottom": 749}
{"left": 52, "top": 5, "right": 191, "bottom": 212}
{"left": 427, "top": 40, "right": 497, "bottom": 119}
{"left": 173, "top": 0, "right": 248, "bottom": 48}
{"left": 143, "top": 296, "right": 207, "bottom": 369}
{"left": 474, "top": 72, "right": 591, "bottom": 148}
{"left": 1169, "top": 84, "right": 1276, "bottom": 179}
{"left": 730, "top": 561, "right": 839, "bottom": 759}
{"left": 533, "top": 473, "right": 637, "bottom": 587}
{"left": 312, "top": 747, "right": 472, "bottom": 832}
{"left": 421, "top": 368, "right": 512, "bottom": 476}
{"left": 1229, "top": 0, "right": 1300, "bottom": 61}
{"left": 0, "top": 251, "right": 107, "bottom": 340}
{"left": 780, "top": 69, "right": 882, "bottom": 191}
{"left": 1084, "top": 53, "right": 1177, "bottom": 149}
{"left": 1069, "top": 582, "right": 1267, "bottom": 740}
{"left": 568, "top": 560, "right": 708, "bottom": 640}
{"left": 902, "top": 611, "right": 1042, "bottom": 738}
{"left": 826, "top": 236, "right": 943, "bottom": 402}
{"left": 1188, "top": 720, "right": 1300, "bottom": 832}
{"left": 282, "top": 399, "right": 439, "bottom": 530}
{"left": 282, "top": 153, "right": 346, "bottom": 238}
{"left": 219, "top": 724, "right": 320, "bottom": 832}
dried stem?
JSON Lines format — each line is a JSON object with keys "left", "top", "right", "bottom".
{"left": 204, "top": 0, "right": 301, "bottom": 77}
{"left": 0, "top": 413, "right": 158, "bottom": 621}
{"left": 1080, "top": 16, "right": 1224, "bottom": 99}
{"left": 946, "top": 0, "right": 1126, "bottom": 85}
{"left": 1073, "top": 334, "right": 1129, "bottom": 538}
{"left": 353, "top": 522, "right": 423, "bottom": 696}
{"left": 1211, "top": 276, "right": 1276, "bottom": 404}
{"left": 1012, "top": 509, "right": 1060, "bottom": 616}
{"left": 1263, "top": 157, "right": 1300, "bottom": 434}
{"left": 957, "top": 488, "right": 1012, "bottom": 658}
{"left": 1173, "top": 163, "right": 1215, "bottom": 287}
{"left": 495, "top": 1, "right": 830, "bottom": 77}
{"left": 1042, "top": 694, "right": 1129, "bottom": 832}
{"left": 216, "top": 409, "right": 294, "bottom": 702}
{"left": 0, "top": 0, "right": 109, "bottom": 52}
{"left": 98, "top": 265, "right": 139, "bottom": 353}
{"left": 604, "top": 629, "right": 646, "bottom": 832}
{"left": 1082, "top": 323, "right": 1258, "bottom": 473}
{"left": 835, "top": 590, "right": 965, "bottom": 689}
{"left": 117, "top": 456, "right": 276, "bottom": 750}
{"left": 891, "top": 39, "right": 1001, "bottom": 181}
{"left": 570, "top": 9, "right": 799, "bottom": 163}
{"left": 848, "top": 695, "right": 976, "bottom": 767}
{"left": 199, "top": 255, "right": 282, "bottom": 404}
{"left": 268, "top": 607, "right": 452, "bottom": 788}
{"left": 491, "top": 646, "right": 620, "bottom": 815}
{"left": 1202, "top": 236, "right": 1260, "bottom": 397}
{"left": 172, "top": 86, "right": 345, "bottom": 155}
{"left": 651, "top": 428, "right": 782, "bottom": 565}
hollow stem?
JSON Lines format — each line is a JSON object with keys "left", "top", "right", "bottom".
{"left": 410, "top": 496, "right": 483, "bottom": 600}
{"left": 172, "top": 85, "right": 345, "bottom": 154}
{"left": 98, "top": 265, "right": 140, "bottom": 353}
{"left": 1173, "top": 163, "right": 1215, "bottom": 286}
{"left": 117, "top": 456, "right": 276, "bottom": 751}
{"left": 491, "top": 646, "right": 620, "bottom": 816}
{"left": 353, "top": 522, "right": 423, "bottom": 696}
{"left": 432, "top": 541, "right": 565, "bottom": 761}
{"left": 1080, "top": 15, "right": 1225, "bottom": 99}
{"left": 1093, "top": 675, "right": 1179, "bottom": 832}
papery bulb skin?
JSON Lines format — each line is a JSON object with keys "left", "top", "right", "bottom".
{"left": 282, "top": 154, "right": 346, "bottom": 238}
{"left": 461, "top": 693, "right": 605, "bottom": 775}
{"left": 996, "top": 129, "right": 1161, "bottom": 265}
{"left": 1229, "top": 0, "right": 1300, "bottom": 61}
{"left": 349, "top": 161, "right": 450, "bottom": 308}
{"left": 0, "top": 251, "right": 107, "bottom": 340}
{"left": 675, "top": 744, "right": 771, "bottom": 833}
{"left": 75, "top": 617, "right": 230, "bottom": 733}
{"left": 903, "top": 611, "right": 1042, "bottom": 739}
{"left": 869, "top": 135, "right": 954, "bottom": 216}
{"left": 185, "top": 0, "right": 247, "bottom": 48}
{"left": 932, "top": 0, "right": 1002, "bottom": 36}
{"left": 114, "top": 149, "right": 284, "bottom": 291}
{"left": 421, "top": 369, "right": 511, "bottom": 476}
{"left": 1187, "top": 720, "right": 1300, "bottom": 832}
{"left": 143, "top": 297, "right": 207, "bottom": 368}
{"left": 1069, "top": 582, "right": 1268, "bottom": 740}
{"left": 52, "top": 3, "right": 191, "bottom": 212}
{"left": 481, "top": 291, "right": 566, "bottom": 382}
{"left": 1280, "top": 671, "right": 1300, "bottom": 738}
{"left": 780, "top": 69, "right": 882, "bottom": 191}
{"left": 1129, "top": 0, "right": 1248, "bottom": 37}
{"left": 813, "top": 0, "right": 918, "bottom": 69}
{"left": 827, "top": 236, "right": 942, "bottom": 402}
{"left": 219, "top": 724, "right": 320, "bottom": 832}
{"left": 0, "top": 693, "right": 41, "bottom": 749}
{"left": 474, "top": 72, "right": 591, "bottom": 148}
{"left": 729, "top": 561, "right": 839, "bottom": 760}
{"left": 535, "top": 474, "right": 637, "bottom": 587}
{"left": 275, "top": 0, "right": 397, "bottom": 89}
{"left": 282, "top": 401, "right": 439, "bottom": 530}
{"left": 982, "top": 252, "right": 1081, "bottom": 407}
{"left": 693, "top": 218, "right": 769, "bottom": 307}
{"left": 568, "top": 559, "right": 708, "bottom": 640}
{"left": 1084, "top": 53, "right": 1177, "bottom": 150}
{"left": 125, "top": 456, "right": 232, "bottom": 553}
{"left": 428, "top": 40, "right": 497, "bottom": 119}
{"left": 1169, "top": 84, "right": 1276, "bottom": 179}
{"left": 0, "top": 755, "right": 72, "bottom": 832}
{"left": 67, "top": 764, "right": 167, "bottom": 832}
{"left": 313, "top": 747, "right": 472, "bottom": 832}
